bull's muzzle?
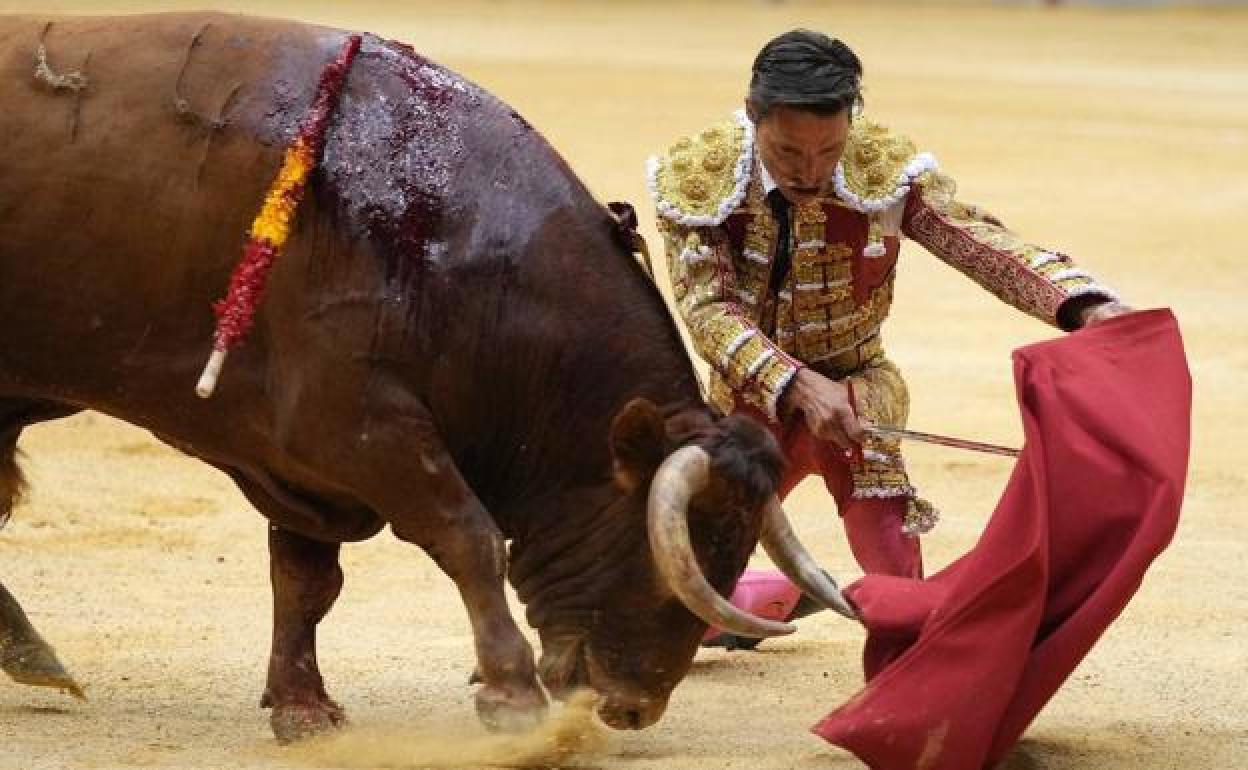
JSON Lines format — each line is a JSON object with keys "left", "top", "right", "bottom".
{"left": 596, "top": 687, "right": 667, "bottom": 731}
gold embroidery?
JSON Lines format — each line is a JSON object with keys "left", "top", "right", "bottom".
{"left": 659, "top": 199, "right": 802, "bottom": 422}
{"left": 794, "top": 201, "right": 828, "bottom": 243}
{"left": 701, "top": 316, "right": 751, "bottom": 366}
{"left": 795, "top": 259, "right": 851, "bottom": 286}
{"left": 680, "top": 174, "right": 711, "bottom": 202}
{"left": 906, "top": 170, "right": 1109, "bottom": 327}
{"left": 847, "top": 356, "right": 914, "bottom": 499}
{"left": 652, "top": 114, "right": 749, "bottom": 223}
{"left": 724, "top": 334, "right": 771, "bottom": 387}
{"left": 793, "top": 294, "right": 855, "bottom": 324}
{"left": 839, "top": 119, "right": 921, "bottom": 205}
{"left": 702, "top": 145, "right": 731, "bottom": 172}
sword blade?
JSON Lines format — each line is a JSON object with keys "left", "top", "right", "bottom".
{"left": 866, "top": 426, "right": 1021, "bottom": 458}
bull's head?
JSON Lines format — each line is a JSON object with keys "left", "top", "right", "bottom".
{"left": 509, "top": 398, "right": 855, "bottom": 730}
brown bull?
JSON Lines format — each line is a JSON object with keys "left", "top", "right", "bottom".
{"left": 0, "top": 13, "right": 851, "bottom": 742}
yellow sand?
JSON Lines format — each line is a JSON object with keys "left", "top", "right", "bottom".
{"left": 1, "top": 2, "right": 1245, "bottom": 768}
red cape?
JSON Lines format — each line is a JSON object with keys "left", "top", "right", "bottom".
{"left": 813, "top": 309, "right": 1192, "bottom": 770}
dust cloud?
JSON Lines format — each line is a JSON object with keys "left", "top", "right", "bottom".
{"left": 277, "top": 691, "right": 610, "bottom": 769}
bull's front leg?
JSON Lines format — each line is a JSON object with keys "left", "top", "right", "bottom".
{"left": 390, "top": 496, "right": 547, "bottom": 732}
{"left": 358, "top": 411, "right": 545, "bottom": 731}
{"left": 260, "top": 526, "right": 346, "bottom": 743}
{"left": 282, "top": 377, "right": 546, "bottom": 731}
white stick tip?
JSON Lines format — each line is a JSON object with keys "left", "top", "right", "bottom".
{"left": 195, "top": 349, "right": 228, "bottom": 399}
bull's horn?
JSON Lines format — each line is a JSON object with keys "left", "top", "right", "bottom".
{"left": 760, "top": 497, "right": 860, "bottom": 621}
{"left": 647, "top": 446, "right": 795, "bottom": 639}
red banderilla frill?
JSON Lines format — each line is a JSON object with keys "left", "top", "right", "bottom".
{"left": 195, "top": 33, "right": 362, "bottom": 398}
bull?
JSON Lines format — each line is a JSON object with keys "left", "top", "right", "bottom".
{"left": 0, "top": 13, "right": 851, "bottom": 742}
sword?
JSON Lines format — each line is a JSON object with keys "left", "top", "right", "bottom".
{"left": 866, "top": 426, "right": 1021, "bottom": 458}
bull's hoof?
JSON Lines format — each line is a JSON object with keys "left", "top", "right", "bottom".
{"left": 269, "top": 698, "right": 347, "bottom": 744}
{"left": 474, "top": 684, "right": 548, "bottom": 733}
{"left": 1, "top": 640, "right": 86, "bottom": 700}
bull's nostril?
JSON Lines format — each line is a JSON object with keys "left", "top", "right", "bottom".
{"left": 626, "top": 709, "right": 643, "bottom": 729}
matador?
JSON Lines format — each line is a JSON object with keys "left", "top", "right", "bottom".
{"left": 648, "top": 30, "right": 1127, "bottom": 633}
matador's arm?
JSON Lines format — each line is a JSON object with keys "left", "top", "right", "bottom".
{"left": 660, "top": 218, "right": 801, "bottom": 421}
{"left": 902, "top": 169, "right": 1121, "bottom": 331}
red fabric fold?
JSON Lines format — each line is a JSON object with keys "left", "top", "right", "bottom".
{"left": 813, "top": 309, "right": 1192, "bottom": 770}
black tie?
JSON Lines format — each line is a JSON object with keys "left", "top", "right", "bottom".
{"left": 766, "top": 189, "right": 794, "bottom": 293}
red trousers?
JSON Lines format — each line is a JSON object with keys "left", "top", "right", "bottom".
{"left": 741, "top": 403, "right": 923, "bottom": 579}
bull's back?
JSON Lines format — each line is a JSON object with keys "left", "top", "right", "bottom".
{"left": 0, "top": 13, "right": 349, "bottom": 393}
{"left": 0, "top": 13, "right": 637, "bottom": 475}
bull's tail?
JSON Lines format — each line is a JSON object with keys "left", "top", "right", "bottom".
{"left": 0, "top": 443, "right": 26, "bottom": 531}
{"left": 0, "top": 407, "right": 31, "bottom": 531}
{"left": 0, "top": 400, "right": 78, "bottom": 530}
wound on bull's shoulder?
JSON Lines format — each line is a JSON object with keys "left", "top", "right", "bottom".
{"left": 33, "top": 22, "right": 89, "bottom": 93}
{"left": 171, "top": 22, "right": 243, "bottom": 186}
{"left": 32, "top": 22, "right": 90, "bottom": 142}
{"left": 173, "top": 23, "right": 242, "bottom": 131}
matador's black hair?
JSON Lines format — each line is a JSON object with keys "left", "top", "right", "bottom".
{"left": 749, "top": 29, "right": 864, "bottom": 118}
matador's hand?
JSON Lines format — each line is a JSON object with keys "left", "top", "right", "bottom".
{"left": 779, "top": 368, "right": 867, "bottom": 449}
{"left": 1079, "top": 299, "right": 1135, "bottom": 327}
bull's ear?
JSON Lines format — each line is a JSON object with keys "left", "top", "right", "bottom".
{"left": 609, "top": 398, "right": 667, "bottom": 494}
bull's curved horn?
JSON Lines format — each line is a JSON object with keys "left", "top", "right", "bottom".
{"left": 647, "top": 446, "right": 795, "bottom": 639}
{"left": 760, "top": 497, "right": 860, "bottom": 621}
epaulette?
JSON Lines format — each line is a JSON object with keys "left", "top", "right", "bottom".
{"left": 833, "top": 117, "right": 939, "bottom": 213}
{"left": 647, "top": 110, "right": 754, "bottom": 227}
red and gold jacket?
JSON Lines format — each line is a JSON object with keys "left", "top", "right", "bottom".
{"left": 648, "top": 110, "right": 1118, "bottom": 423}
{"left": 648, "top": 112, "right": 1118, "bottom": 528}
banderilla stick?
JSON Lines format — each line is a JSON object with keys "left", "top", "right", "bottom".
{"left": 866, "top": 426, "right": 1021, "bottom": 458}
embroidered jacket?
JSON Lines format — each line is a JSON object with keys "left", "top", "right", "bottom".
{"left": 648, "top": 110, "right": 1119, "bottom": 423}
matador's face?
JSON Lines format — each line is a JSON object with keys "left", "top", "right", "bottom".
{"left": 750, "top": 104, "right": 851, "bottom": 207}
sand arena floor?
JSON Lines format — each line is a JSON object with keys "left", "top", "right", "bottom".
{"left": 1, "top": 1, "right": 1245, "bottom": 768}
